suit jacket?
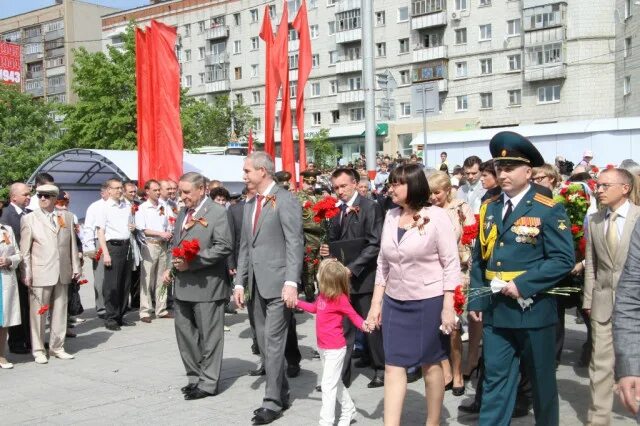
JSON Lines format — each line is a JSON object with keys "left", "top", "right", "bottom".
{"left": 583, "top": 202, "right": 640, "bottom": 322}
{"left": 170, "top": 197, "right": 233, "bottom": 303}
{"left": 469, "top": 186, "right": 575, "bottom": 328}
{"left": 20, "top": 209, "right": 80, "bottom": 287}
{"left": 227, "top": 200, "right": 246, "bottom": 270}
{"left": 613, "top": 219, "right": 640, "bottom": 379}
{"left": 235, "top": 184, "right": 304, "bottom": 300}
{"left": 328, "top": 194, "right": 383, "bottom": 294}
{"left": 0, "top": 204, "right": 26, "bottom": 248}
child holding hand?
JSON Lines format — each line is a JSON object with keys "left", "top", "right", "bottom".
{"left": 296, "top": 259, "right": 371, "bottom": 426}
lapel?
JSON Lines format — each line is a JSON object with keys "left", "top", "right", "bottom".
{"left": 498, "top": 187, "right": 536, "bottom": 238}
{"left": 177, "top": 198, "right": 211, "bottom": 244}
{"left": 590, "top": 210, "right": 610, "bottom": 266}
{"left": 614, "top": 203, "right": 640, "bottom": 266}
{"left": 253, "top": 185, "right": 277, "bottom": 242}
{"left": 340, "top": 194, "right": 361, "bottom": 239}
{"left": 490, "top": 194, "right": 505, "bottom": 236}
{"left": 36, "top": 208, "right": 58, "bottom": 234}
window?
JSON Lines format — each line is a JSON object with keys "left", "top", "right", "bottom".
{"left": 234, "top": 67, "right": 242, "bottom": 80}
{"left": 455, "top": 61, "right": 468, "bottom": 78}
{"left": 233, "top": 13, "right": 241, "bottom": 26}
{"left": 508, "top": 54, "right": 521, "bottom": 71}
{"left": 398, "top": 6, "right": 409, "bottom": 22}
{"left": 508, "top": 89, "right": 522, "bottom": 106}
{"left": 455, "top": 28, "right": 467, "bottom": 44}
{"left": 479, "top": 0, "right": 491, "bottom": 6}
{"left": 412, "top": 61, "right": 446, "bottom": 82}
{"left": 346, "top": 46, "right": 361, "bottom": 60}
{"left": 480, "top": 58, "right": 493, "bottom": 74}
{"left": 289, "top": 54, "right": 299, "bottom": 69}
{"left": 480, "top": 92, "right": 493, "bottom": 109}
{"left": 289, "top": 28, "right": 299, "bottom": 41}
{"left": 184, "top": 24, "right": 191, "bottom": 37}
{"left": 2, "top": 30, "right": 20, "bottom": 42}
{"left": 329, "top": 50, "right": 338, "bottom": 64}
{"left": 47, "top": 93, "right": 66, "bottom": 103}
{"left": 376, "top": 11, "right": 386, "bottom": 26}
{"left": 198, "top": 47, "right": 205, "bottom": 60}
{"left": 251, "top": 64, "right": 258, "bottom": 78}
{"left": 330, "top": 80, "right": 338, "bottom": 93}
{"left": 400, "top": 70, "right": 410, "bottom": 85}
{"left": 199, "top": 72, "right": 205, "bottom": 84}
{"left": 25, "top": 80, "right": 43, "bottom": 90}
{"left": 331, "top": 110, "right": 340, "bottom": 123}
{"left": 422, "top": 32, "right": 443, "bottom": 48}
{"left": 328, "top": 21, "right": 336, "bottom": 35}
{"left": 236, "top": 93, "right": 243, "bottom": 104}
{"left": 313, "top": 112, "right": 321, "bottom": 125}
{"left": 336, "top": 10, "right": 361, "bottom": 31}
{"left": 524, "top": 4, "right": 563, "bottom": 31}
{"left": 528, "top": 43, "right": 562, "bottom": 66}
{"left": 399, "top": 38, "right": 410, "bottom": 53}
{"left": 311, "top": 82, "right": 320, "bottom": 96}
{"left": 310, "top": 25, "right": 319, "bottom": 39}
{"left": 625, "top": 37, "right": 632, "bottom": 58}
{"left": 456, "top": 95, "right": 468, "bottom": 111}
{"left": 625, "top": 0, "right": 631, "bottom": 19}
{"left": 250, "top": 9, "right": 259, "bottom": 23}
{"left": 479, "top": 24, "right": 492, "bottom": 41}
{"left": 269, "top": 5, "right": 277, "bottom": 19}
{"left": 400, "top": 102, "right": 411, "bottom": 117}
{"left": 289, "top": 81, "right": 297, "bottom": 98}
{"left": 24, "top": 43, "right": 42, "bottom": 54}
{"left": 455, "top": 0, "right": 468, "bottom": 11}
{"left": 350, "top": 107, "right": 365, "bottom": 121}
{"left": 507, "top": 19, "right": 521, "bottom": 36}
{"left": 184, "top": 75, "right": 192, "bottom": 87}
{"left": 253, "top": 90, "right": 261, "bottom": 104}
{"left": 255, "top": 118, "right": 262, "bottom": 131}
{"left": 624, "top": 76, "right": 631, "bottom": 95}
{"left": 198, "top": 21, "right": 206, "bottom": 33}
{"left": 348, "top": 76, "right": 362, "bottom": 90}
{"left": 181, "top": 49, "right": 189, "bottom": 62}
{"left": 376, "top": 42, "right": 386, "bottom": 57}
{"left": 46, "top": 56, "right": 64, "bottom": 68}
{"left": 309, "top": 0, "right": 318, "bottom": 8}
{"left": 537, "top": 85, "right": 561, "bottom": 103}
{"left": 44, "top": 20, "right": 64, "bottom": 32}
{"left": 412, "top": 0, "right": 446, "bottom": 15}
{"left": 24, "top": 26, "right": 42, "bottom": 38}
{"left": 233, "top": 40, "right": 241, "bottom": 54}
{"left": 328, "top": 0, "right": 337, "bottom": 5}
{"left": 251, "top": 37, "right": 259, "bottom": 50}
{"left": 312, "top": 54, "right": 320, "bottom": 68}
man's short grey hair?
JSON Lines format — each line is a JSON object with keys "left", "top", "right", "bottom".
{"left": 247, "top": 152, "right": 275, "bottom": 176}
{"left": 620, "top": 159, "right": 640, "bottom": 176}
{"left": 179, "top": 172, "right": 207, "bottom": 189}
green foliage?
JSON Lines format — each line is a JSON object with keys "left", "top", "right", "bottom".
{"left": 308, "top": 129, "right": 336, "bottom": 171}
{"left": 0, "top": 84, "right": 60, "bottom": 198}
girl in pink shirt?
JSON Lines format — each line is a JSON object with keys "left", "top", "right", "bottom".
{"left": 296, "top": 259, "right": 369, "bottom": 426}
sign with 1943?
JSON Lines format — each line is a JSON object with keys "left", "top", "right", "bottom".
{"left": 0, "top": 41, "right": 21, "bottom": 84}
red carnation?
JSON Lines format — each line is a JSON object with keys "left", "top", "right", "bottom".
{"left": 571, "top": 224, "right": 581, "bottom": 235}
{"left": 77, "top": 279, "right": 89, "bottom": 285}
{"left": 453, "top": 285, "right": 466, "bottom": 315}
{"left": 37, "top": 305, "right": 49, "bottom": 315}
{"left": 460, "top": 223, "right": 478, "bottom": 246}
{"left": 303, "top": 201, "right": 312, "bottom": 209}
{"left": 578, "top": 237, "right": 587, "bottom": 256}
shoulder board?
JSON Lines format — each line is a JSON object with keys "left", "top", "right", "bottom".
{"left": 482, "top": 195, "right": 500, "bottom": 205}
{"left": 533, "top": 193, "right": 556, "bottom": 207}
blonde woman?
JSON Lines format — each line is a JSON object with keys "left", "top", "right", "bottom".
{"left": 532, "top": 163, "right": 562, "bottom": 194}
{"left": 427, "top": 171, "right": 475, "bottom": 396}
{"left": 0, "top": 217, "right": 22, "bottom": 369}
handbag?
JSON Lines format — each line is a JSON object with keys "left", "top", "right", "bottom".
{"left": 67, "top": 281, "right": 84, "bottom": 316}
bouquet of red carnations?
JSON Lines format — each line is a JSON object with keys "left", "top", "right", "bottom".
{"left": 160, "top": 239, "right": 200, "bottom": 297}
{"left": 309, "top": 196, "right": 340, "bottom": 243}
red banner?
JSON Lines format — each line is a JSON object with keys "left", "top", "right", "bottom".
{"left": 259, "top": 6, "right": 276, "bottom": 160}
{"left": 0, "top": 41, "right": 21, "bottom": 85}
{"left": 292, "top": 0, "right": 311, "bottom": 174}
{"left": 135, "top": 29, "right": 153, "bottom": 188}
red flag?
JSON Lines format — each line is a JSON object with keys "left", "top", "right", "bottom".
{"left": 292, "top": 0, "right": 311, "bottom": 174}
{"left": 259, "top": 7, "right": 276, "bottom": 160}
{"left": 247, "top": 128, "right": 254, "bottom": 154}
{"left": 135, "top": 28, "right": 153, "bottom": 188}
{"left": 273, "top": 4, "right": 296, "bottom": 184}
{"left": 148, "top": 20, "right": 183, "bottom": 183}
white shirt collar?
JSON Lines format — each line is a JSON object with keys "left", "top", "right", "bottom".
{"left": 259, "top": 181, "right": 277, "bottom": 198}
{"left": 10, "top": 203, "right": 24, "bottom": 215}
{"left": 191, "top": 197, "right": 207, "bottom": 215}
{"left": 607, "top": 199, "right": 630, "bottom": 218}
{"left": 338, "top": 191, "right": 358, "bottom": 208}
{"left": 503, "top": 185, "right": 531, "bottom": 210}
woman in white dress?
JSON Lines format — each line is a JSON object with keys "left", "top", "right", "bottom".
{"left": 0, "top": 220, "right": 22, "bottom": 369}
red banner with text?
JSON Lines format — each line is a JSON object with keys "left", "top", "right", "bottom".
{"left": 0, "top": 41, "right": 21, "bottom": 85}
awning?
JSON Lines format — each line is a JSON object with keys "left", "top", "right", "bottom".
{"left": 361, "top": 123, "right": 388, "bottom": 137}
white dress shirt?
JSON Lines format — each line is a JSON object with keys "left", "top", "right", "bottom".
{"left": 97, "top": 198, "right": 132, "bottom": 241}
{"left": 502, "top": 185, "right": 531, "bottom": 220}
{"left": 181, "top": 197, "right": 207, "bottom": 231}
{"left": 10, "top": 203, "right": 25, "bottom": 215}
{"left": 136, "top": 200, "right": 169, "bottom": 241}
{"left": 604, "top": 199, "right": 630, "bottom": 240}
{"left": 457, "top": 180, "right": 488, "bottom": 214}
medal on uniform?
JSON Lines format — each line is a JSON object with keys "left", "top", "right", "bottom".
{"left": 512, "top": 217, "right": 541, "bottom": 244}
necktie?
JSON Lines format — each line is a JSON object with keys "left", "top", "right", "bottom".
{"left": 606, "top": 212, "right": 619, "bottom": 255}
{"left": 339, "top": 203, "right": 348, "bottom": 226}
{"left": 253, "top": 195, "right": 264, "bottom": 234}
{"left": 49, "top": 213, "right": 57, "bottom": 228}
{"left": 503, "top": 200, "right": 513, "bottom": 224}
{"left": 182, "top": 208, "right": 195, "bottom": 235}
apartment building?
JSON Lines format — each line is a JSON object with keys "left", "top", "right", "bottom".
{"left": 0, "top": 0, "right": 119, "bottom": 104}
{"left": 615, "top": 0, "right": 640, "bottom": 116}
{"left": 102, "top": 0, "right": 617, "bottom": 160}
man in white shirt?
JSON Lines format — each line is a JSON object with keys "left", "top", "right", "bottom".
{"left": 84, "top": 182, "right": 109, "bottom": 318}
{"left": 373, "top": 163, "right": 389, "bottom": 193}
{"left": 457, "top": 155, "right": 487, "bottom": 214}
{"left": 96, "top": 178, "right": 135, "bottom": 331}
{"left": 136, "top": 180, "right": 173, "bottom": 323}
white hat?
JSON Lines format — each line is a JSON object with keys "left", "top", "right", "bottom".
{"left": 35, "top": 184, "right": 59, "bottom": 196}
{"left": 583, "top": 150, "right": 593, "bottom": 158}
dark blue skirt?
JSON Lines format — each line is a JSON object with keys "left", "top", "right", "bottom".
{"left": 382, "top": 293, "right": 449, "bottom": 368}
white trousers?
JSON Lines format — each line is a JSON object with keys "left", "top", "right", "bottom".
{"left": 319, "top": 347, "right": 356, "bottom": 426}
{"left": 139, "top": 242, "right": 168, "bottom": 318}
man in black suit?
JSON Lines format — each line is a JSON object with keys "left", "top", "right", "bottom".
{"left": 0, "top": 182, "right": 32, "bottom": 354}
{"left": 320, "top": 168, "right": 385, "bottom": 388}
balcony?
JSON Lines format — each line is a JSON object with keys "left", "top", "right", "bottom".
{"left": 335, "top": 58, "right": 363, "bottom": 74}
{"left": 411, "top": 11, "right": 447, "bottom": 29}
{"left": 205, "top": 25, "right": 229, "bottom": 40}
{"left": 25, "top": 80, "right": 44, "bottom": 97}
{"left": 48, "top": 83, "right": 66, "bottom": 95}
{"left": 524, "top": 27, "right": 564, "bottom": 46}
{"left": 46, "top": 47, "right": 65, "bottom": 58}
{"left": 204, "top": 52, "right": 229, "bottom": 65}
{"left": 24, "top": 52, "right": 44, "bottom": 63}
{"left": 44, "top": 29, "right": 64, "bottom": 41}
{"left": 336, "top": 28, "right": 362, "bottom": 44}
{"left": 412, "top": 59, "right": 448, "bottom": 82}
{"left": 336, "top": 0, "right": 361, "bottom": 13}
{"left": 26, "top": 70, "right": 43, "bottom": 79}
{"left": 205, "top": 79, "right": 231, "bottom": 93}
{"left": 336, "top": 89, "right": 365, "bottom": 104}
{"left": 524, "top": 63, "right": 567, "bottom": 82}
{"left": 412, "top": 45, "right": 447, "bottom": 63}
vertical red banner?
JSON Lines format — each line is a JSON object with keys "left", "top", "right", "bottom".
{"left": 0, "top": 41, "right": 22, "bottom": 85}
{"left": 292, "top": 0, "right": 311, "bottom": 174}
{"left": 259, "top": 7, "right": 276, "bottom": 160}
{"left": 135, "top": 29, "right": 152, "bottom": 188}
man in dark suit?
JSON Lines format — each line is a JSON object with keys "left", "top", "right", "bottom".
{"left": 163, "top": 172, "right": 233, "bottom": 400}
{"left": 0, "top": 182, "right": 32, "bottom": 354}
{"left": 320, "top": 168, "right": 385, "bottom": 388}
{"left": 234, "top": 152, "right": 304, "bottom": 425}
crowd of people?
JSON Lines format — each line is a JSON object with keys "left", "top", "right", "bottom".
{"left": 0, "top": 132, "right": 639, "bottom": 425}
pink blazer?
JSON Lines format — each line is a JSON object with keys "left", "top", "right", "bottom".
{"left": 375, "top": 206, "right": 461, "bottom": 301}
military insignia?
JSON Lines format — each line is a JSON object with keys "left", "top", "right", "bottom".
{"left": 558, "top": 220, "right": 567, "bottom": 231}
{"left": 534, "top": 193, "right": 556, "bottom": 207}
{"left": 501, "top": 149, "right": 507, "bottom": 157}
{"left": 512, "top": 217, "right": 540, "bottom": 244}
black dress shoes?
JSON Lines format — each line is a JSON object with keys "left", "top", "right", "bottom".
{"left": 184, "top": 387, "right": 215, "bottom": 400}
{"left": 512, "top": 402, "right": 530, "bottom": 418}
{"left": 120, "top": 320, "right": 136, "bottom": 327}
{"left": 249, "top": 365, "right": 266, "bottom": 376}
{"left": 9, "top": 345, "right": 30, "bottom": 355}
{"left": 286, "top": 364, "right": 301, "bottom": 378}
{"left": 105, "top": 322, "right": 121, "bottom": 331}
{"left": 367, "top": 372, "right": 384, "bottom": 388}
{"left": 181, "top": 383, "right": 197, "bottom": 394}
{"left": 251, "top": 408, "right": 282, "bottom": 425}
{"left": 458, "top": 400, "right": 481, "bottom": 414}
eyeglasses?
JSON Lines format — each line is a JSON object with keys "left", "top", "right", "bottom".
{"left": 36, "top": 193, "right": 54, "bottom": 199}
{"left": 532, "top": 175, "right": 548, "bottom": 183}
{"left": 595, "top": 183, "right": 626, "bottom": 190}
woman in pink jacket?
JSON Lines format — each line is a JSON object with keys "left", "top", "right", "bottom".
{"left": 367, "top": 163, "right": 460, "bottom": 426}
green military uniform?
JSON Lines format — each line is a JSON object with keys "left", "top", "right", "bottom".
{"left": 468, "top": 131, "right": 575, "bottom": 426}
{"left": 297, "top": 170, "right": 323, "bottom": 301}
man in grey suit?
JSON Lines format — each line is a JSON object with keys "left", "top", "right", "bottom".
{"left": 234, "top": 152, "right": 304, "bottom": 425}
{"left": 163, "top": 172, "right": 233, "bottom": 400}
{"left": 613, "top": 220, "right": 640, "bottom": 419}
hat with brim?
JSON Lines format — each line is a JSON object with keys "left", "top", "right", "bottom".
{"left": 300, "top": 169, "right": 320, "bottom": 184}
{"left": 490, "top": 131, "right": 544, "bottom": 167}
{"left": 36, "top": 184, "right": 59, "bottom": 196}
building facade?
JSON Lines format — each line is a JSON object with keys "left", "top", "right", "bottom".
{"left": 0, "top": 0, "right": 119, "bottom": 104}
{"left": 102, "top": 0, "right": 617, "bottom": 162}
{"left": 615, "top": 0, "right": 640, "bottom": 117}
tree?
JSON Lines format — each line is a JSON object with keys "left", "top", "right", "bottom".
{"left": 308, "top": 129, "right": 336, "bottom": 171}
{"left": 0, "top": 84, "right": 60, "bottom": 196}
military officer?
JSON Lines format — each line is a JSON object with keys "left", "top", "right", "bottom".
{"left": 468, "top": 131, "right": 575, "bottom": 426}
{"left": 297, "top": 170, "right": 323, "bottom": 301}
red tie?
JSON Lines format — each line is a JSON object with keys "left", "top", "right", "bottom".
{"left": 182, "top": 208, "right": 195, "bottom": 235}
{"left": 253, "top": 195, "right": 264, "bottom": 234}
